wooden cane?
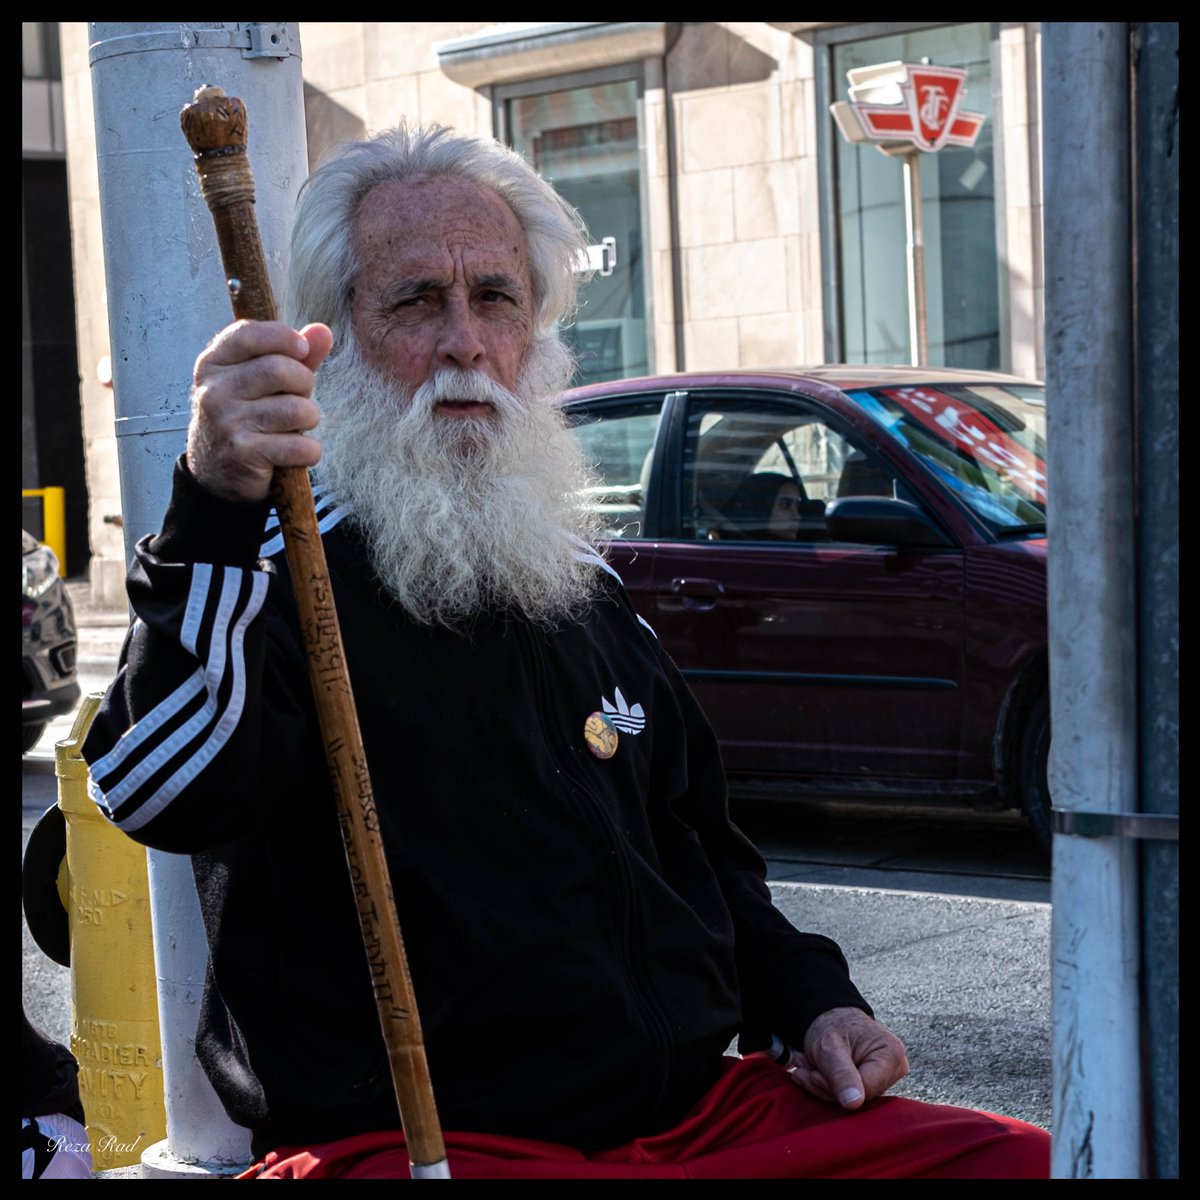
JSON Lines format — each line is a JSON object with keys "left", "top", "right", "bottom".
{"left": 180, "top": 85, "right": 449, "bottom": 1179}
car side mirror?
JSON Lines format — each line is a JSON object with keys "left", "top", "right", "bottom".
{"left": 825, "top": 497, "right": 952, "bottom": 548}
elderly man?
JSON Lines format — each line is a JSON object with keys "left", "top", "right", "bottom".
{"left": 82, "top": 124, "right": 1049, "bottom": 1179}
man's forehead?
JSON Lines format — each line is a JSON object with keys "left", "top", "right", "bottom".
{"left": 354, "top": 175, "right": 528, "bottom": 265}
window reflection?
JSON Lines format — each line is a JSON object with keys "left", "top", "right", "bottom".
{"left": 506, "top": 78, "right": 649, "bottom": 385}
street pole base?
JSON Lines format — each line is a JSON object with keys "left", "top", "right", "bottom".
{"left": 135, "top": 1138, "right": 253, "bottom": 1179}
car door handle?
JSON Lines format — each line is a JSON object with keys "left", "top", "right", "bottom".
{"left": 670, "top": 577, "right": 725, "bottom": 611}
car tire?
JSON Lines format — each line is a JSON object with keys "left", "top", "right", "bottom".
{"left": 23, "top": 803, "right": 70, "bottom": 968}
{"left": 22, "top": 723, "right": 47, "bottom": 756}
{"left": 1018, "top": 691, "right": 1052, "bottom": 852}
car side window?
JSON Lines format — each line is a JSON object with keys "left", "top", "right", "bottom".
{"left": 567, "top": 398, "right": 664, "bottom": 539}
{"left": 681, "top": 394, "right": 903, "bottom": 543}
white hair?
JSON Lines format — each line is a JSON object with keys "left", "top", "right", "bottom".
{"left": 285, "top": 123, "right": 589, "bottom": 343}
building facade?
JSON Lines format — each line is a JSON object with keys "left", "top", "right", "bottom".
{"left": 57, "top": 21, "right": 1044, "bottom": 604}
{"left": 22, "top": 22, "right": 88, "bottom": 578}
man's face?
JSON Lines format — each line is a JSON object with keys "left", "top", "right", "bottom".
{"left": 349, "top": 176, "right": 535, "bottom": 419}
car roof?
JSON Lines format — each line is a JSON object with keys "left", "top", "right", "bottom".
{"left": 560, "top": 364, "right": 1042, "bottom": 404}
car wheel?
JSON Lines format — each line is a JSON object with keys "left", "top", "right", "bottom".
{"left": 1018, "top": 691, "right": 1052, "bottom": 852}
{"left": 22, "top": 723, "right": 47, "bottom": 755}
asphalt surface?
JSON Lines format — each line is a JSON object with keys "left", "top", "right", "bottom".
{"left": 23, "top": 581, "right": 1052, "bottom": 1176}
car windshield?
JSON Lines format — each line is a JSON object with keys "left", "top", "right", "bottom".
{"left": 847, "top": 383, "right": 1047, "bottom": 533}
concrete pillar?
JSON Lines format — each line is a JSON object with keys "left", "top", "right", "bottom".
{"left": 1042, "top": 21, "right": 1142, "bottom": 1179}
{"left": 87, "top": 21, "right": 308, "bottom": 1176}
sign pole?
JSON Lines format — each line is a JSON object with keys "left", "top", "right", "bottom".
{"left": 901, "top": 149, "right": 928, "bottom": 366}
{"left": 829, "top": 60, "right": 985, "bottom": 367}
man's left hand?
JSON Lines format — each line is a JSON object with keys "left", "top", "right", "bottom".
{"left": 784, "top": 1007, "right": 909, "bottom": 1109}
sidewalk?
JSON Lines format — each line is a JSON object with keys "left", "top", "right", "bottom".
{"left": 66, "top": 576, "right": 130, "bottom": 628}
{"left": 768, "top": 882, "right": 1050, "bottom": 1129}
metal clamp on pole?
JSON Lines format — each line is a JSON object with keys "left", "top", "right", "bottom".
{"left": 1051, "top": 809, "right": 1179, "bottom": 841}
{"left": 89, "top": 24, "right": 296, "bottom": 66}
{"left": 243, "top": 24, "right": 290, "bottom": 59}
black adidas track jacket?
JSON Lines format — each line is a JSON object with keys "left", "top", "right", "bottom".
{"left": 83, "top": 458, "right": 869, "bottom": 1156}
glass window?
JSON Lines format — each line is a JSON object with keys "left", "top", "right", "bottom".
{"left": 500, "top": 73, "right": 649, "bottom": 386}
{"left": 681, "top": 395, "right": 899, "bottom": 544}
{"left": 829, "top": 23, "right": 999, "bottom": 369}
{"left": 568, "top": 398, "right": 664, "bottom": 539}
{"left": 22, "top": 23, "right": 60, "bottom": 80}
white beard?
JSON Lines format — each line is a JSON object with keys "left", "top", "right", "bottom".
{"left": 313, "top": 337, "right": 604, "bottom": 630}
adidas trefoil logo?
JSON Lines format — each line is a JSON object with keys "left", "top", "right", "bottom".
{"left": 602, "top": 687, "right": 646, "bottom": 735}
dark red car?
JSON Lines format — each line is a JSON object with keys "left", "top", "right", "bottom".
{"left": 560, "top": 366, "right": 1050, "bottom": 848}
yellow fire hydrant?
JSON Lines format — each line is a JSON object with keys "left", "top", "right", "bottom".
{"left": 57, "top": 694, "right": 166, "bottom": 1171}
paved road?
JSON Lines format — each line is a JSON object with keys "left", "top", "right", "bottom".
{"left": 740, "top": 794, "right": 1050, "bottom": 903}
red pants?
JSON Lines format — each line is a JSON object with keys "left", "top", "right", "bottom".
{"left": 241, "top": 1056, "right": 1050, "bottom": 1179}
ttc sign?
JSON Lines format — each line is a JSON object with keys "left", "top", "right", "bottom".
{"left": 830, "top": 61, "right": 985, "bottom": 153}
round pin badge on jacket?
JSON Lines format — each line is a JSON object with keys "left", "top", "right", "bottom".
{"left": 584, "top": 712, "right": 619, "bottom": 759}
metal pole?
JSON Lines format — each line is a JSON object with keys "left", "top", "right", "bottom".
{"left": 1133, "top": 20, "right": 1179, "bottom": 1180}
{"left": 901, "top": 149, "right": 929, "bottom": 366}
{"left": 1042, "top": 22, "right": 1143, "bottom": 1178}
{"left": 87, "top": 21, "right": 307, "bottom": 1177}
